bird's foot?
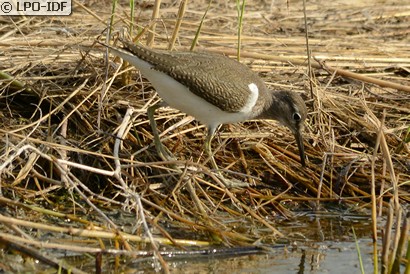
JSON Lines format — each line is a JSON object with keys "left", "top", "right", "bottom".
{"left": 154, "top": 141, "right": 177, "bottom": 162}
{"left": 214, "top": 173, "right": 249, "bottom": 188}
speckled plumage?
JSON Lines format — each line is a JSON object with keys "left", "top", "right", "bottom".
{"left": 103, "top": 40, "right": 308, "bottom": 166}
{"left": 122, "top": 41, "right": 267, "bottom": 114}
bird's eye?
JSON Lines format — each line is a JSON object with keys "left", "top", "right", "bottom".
{"left": 293, "top": 112, "right": 302, "bottom": 121}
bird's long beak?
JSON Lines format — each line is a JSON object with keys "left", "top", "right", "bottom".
{"left": 294, "top": 130, "right": 306, "bottom": 167}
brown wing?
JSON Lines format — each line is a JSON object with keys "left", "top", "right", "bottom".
{"left": 123, "top": 42, "right": 266, "bottom": 112}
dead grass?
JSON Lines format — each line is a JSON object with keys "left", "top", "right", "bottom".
{"left": 0, "top": 0, "right": 409, "bottom": 271}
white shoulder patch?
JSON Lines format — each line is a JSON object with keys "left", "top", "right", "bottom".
{"left": 239, "top": 83, "right": 259, "bottom": 113}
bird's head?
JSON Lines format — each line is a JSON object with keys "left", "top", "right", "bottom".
{"left": 262, "top": 90, "right": 307, "bottom": 166}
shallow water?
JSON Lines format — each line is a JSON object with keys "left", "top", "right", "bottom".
{"left": 167, "top": 240, "right": 374, "bottom": 273}
{"left": 3, "top": 209, "right": 388, "bottom": 273}
{"left": 96, "top": 211, "right": 378, "bottom": 273}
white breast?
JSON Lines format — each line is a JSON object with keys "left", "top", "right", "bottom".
{"left": 144, "top": 68, "right": 256, "bottom": 129}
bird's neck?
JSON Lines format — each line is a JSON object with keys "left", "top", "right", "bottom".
{"left": 254, "top": 89, "right": 281, "bottom": 121}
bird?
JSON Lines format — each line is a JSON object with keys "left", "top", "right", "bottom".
{"left": 101, "top": 40, "right": 307, "bottom": 185}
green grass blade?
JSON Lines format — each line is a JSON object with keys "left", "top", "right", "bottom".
{"left": 236, "top": 0, "right": 246, "bottom": 61}
{"left": 190, "top": 0, "right": 213, "bottom": 51}
{"left": 352, "top": 226, "right": 366, "bottom": 274}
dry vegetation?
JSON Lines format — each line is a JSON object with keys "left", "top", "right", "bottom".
{"left": 0, "top": 0, "right": 409, "bottom": 272}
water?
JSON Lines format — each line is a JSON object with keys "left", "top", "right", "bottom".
{"left": 101, "top": 211, "right": 377, "bottom": 273}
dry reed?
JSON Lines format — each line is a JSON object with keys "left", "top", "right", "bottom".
{"left": 0, "top": 0, "right": 409, "bottom": 271}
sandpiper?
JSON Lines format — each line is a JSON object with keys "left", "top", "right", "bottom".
{"left": 102, "top": 40, "right": 307, "bottom": 182}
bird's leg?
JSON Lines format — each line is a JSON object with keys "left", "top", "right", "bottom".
{"left": 204, "top": 130, "right": 219, "bottom": 173}
{"left": 205, "top": 127, "right": 248, "bottom": 188}
{"left": 147, "top": 102, "right": 176, "bottom": 161}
